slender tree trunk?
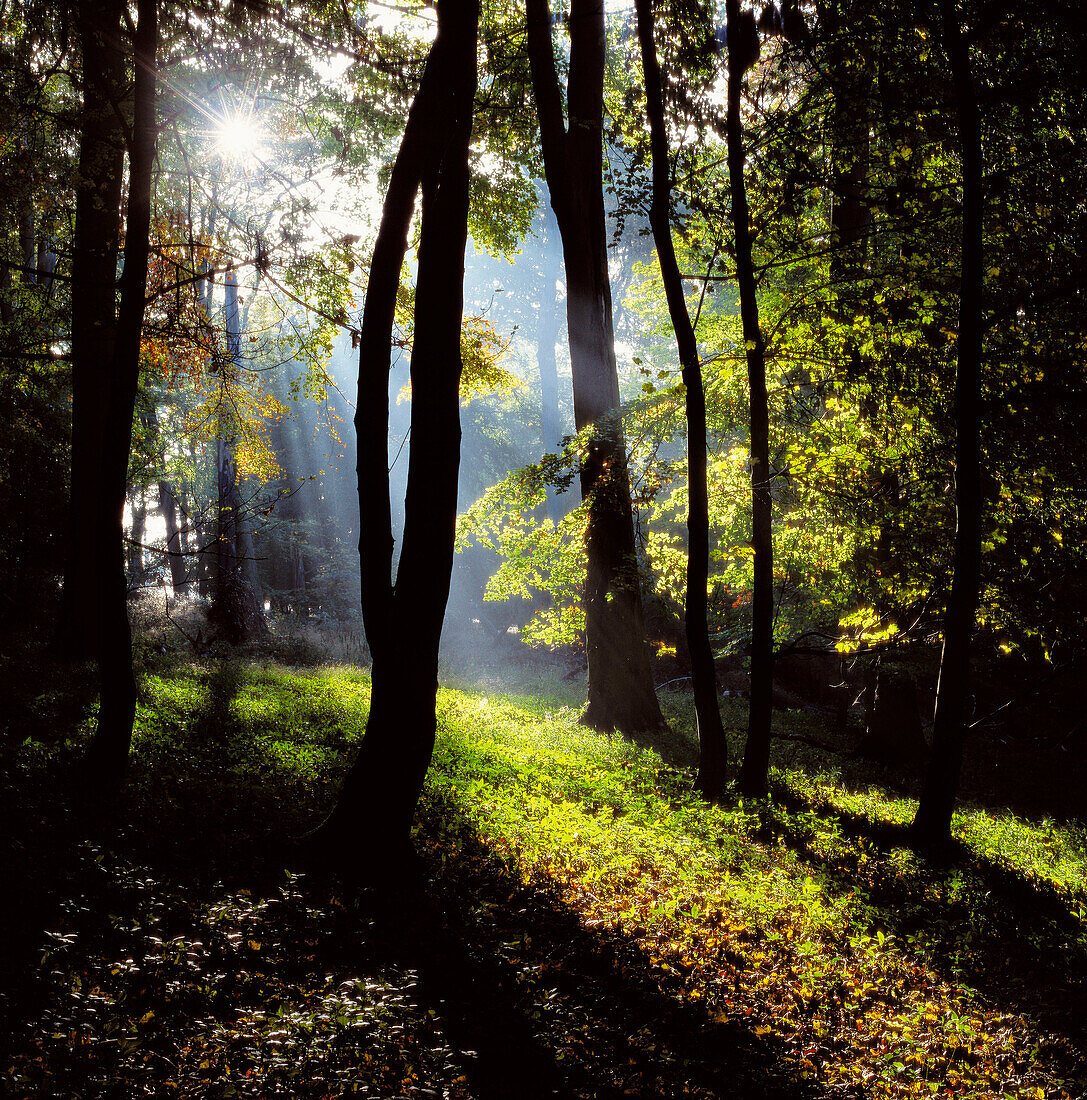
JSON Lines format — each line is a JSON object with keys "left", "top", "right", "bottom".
{"left": 128, "top": 489, "right": 146, "bottom": 577}
{"left": 725, "top": 0, "right": 775, "bottom": 797}
{"left": 57, "top": 0, "right": 126, "bottom": 661}
{"left": 210, "top": 269, "right": 267, "bottom": 642}
{"left": 157, "top": 477, "right": 187, "bottom": 591}
{"left": 0, "top": 262, "right": 13, "bottom": 325}
{"left": 308, "top": 0, "right": 478, "bottom": 877}
{"left": 537, "top": 199, "right": 565, "bottom": 526}
{"left": 527, "top": 0, "right": 666, "bottom": 735}
{"left": 86, "top": 0, "right": 157, "bottom": 780}
{"left": 634, "top": 0, "right": 727, "bottom": 797}
{"left": 912, "top": 0, "right": 983, "bottom": 845}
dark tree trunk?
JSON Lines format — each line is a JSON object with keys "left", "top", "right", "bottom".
{"left": 537, "top": 198, "right": 564, "bottom": 526}
{"left": 726, "top": 0, "right": 775, "bottom": 797}
{"left": 210, "top": 269, "right": 267, "bottom": 643}
{"left": 86, "top": 0, "right": 157, "bottom": 780}
{"left": 308, "top": 0, "right": 478, "bottom": 877}
{"left": 527, "top": 0, "right": 665, "bottom": 735}
{"left": 159, "top": 480, "right": 187, "bottom": 591}
{"left": 634, "top": 0, "right": 727, "bottom": 797}
{"left": 128, "top": 489, "right": 146, "bottom": 577}
{"left": 57, "top": 0, "right": 126, "bottom": 661}
{"left": 828, "top": 49, "right": 870, "bottom": 291}
{"left": 0, "top": 261, "right": 13, "bottom": 325}
{"left": 912, "top": 0, "right": 984, "bottom": 846}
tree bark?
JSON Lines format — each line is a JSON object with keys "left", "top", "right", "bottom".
{"left": 634, "top": 0, "right": 727, "bottom": 797}
{"left": 210, "top": 269, "right": 267, "bottom": 643}
{"left": 57, "top": 0, "right": 126, "bottom": 661}
{"left": 128, "top": 489, "right": 146, "bottom": 577}
{"left": 912, "top": 0, "right": 983, "bottom": 846}
{"left": 86, "top": 0, "right": 157, "bottom": 780}
{"left": 536, "top": 197, "right": 565, "bottom": 526}
{"left": 726, "top": 0, "right": 775, "bottom": 797}
{"left": 527, "top": 0, "right": 666, "bottom": 735}
{"left": 308, "top": 0, "right": 478, "bottom": 877}
{"left": 159, "top": 479, "right": 187, "bottom": 592}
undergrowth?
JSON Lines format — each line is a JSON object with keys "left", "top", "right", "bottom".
{"left": 2, "top": 661, "right": 1084, "bottom": 1099}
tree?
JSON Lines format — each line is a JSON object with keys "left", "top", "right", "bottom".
{"left": 725, "top": 1, "right": 775, "bottom": 797}
{"left": 911, "top": 0, "right": 983, "bottom": 845}
{"left": 633, "top": 0, "right": 727, "bottom": 797}
{"left": 526, "top": 0, "right": 666, "bottom": 735}
{"left": 208, "top": 268, "right": 268, "bottom": 643}
{"left": 307, "top": 0, "right": 479, "bottom": 875}
{"left": 535, "top": 195, "right": 566, "bottom": 527}
{"left": 86, "top": 0, "right": 158, "bottom": 779}
{"left": 56, "top": 0, "right": 126, "bottom": 661}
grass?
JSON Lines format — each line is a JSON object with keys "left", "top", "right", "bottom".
{"left": 3, "top": 659, "right": 1085, "bottom": 1099}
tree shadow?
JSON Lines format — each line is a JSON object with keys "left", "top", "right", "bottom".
{"left": 338, "top": 806, "right": 830, "bottom": 1100}
{"left": 747, "top": 781, "right": 1087, "bottom": 1058}
{"left": 622, "top": 689, "right": 1086, "bottom": 1057}
{"left": 2, "top": 667, "right": 834, "bottom": 1100}
{"left": 6, "top": 657, "right": 1081, "bottom": 1097}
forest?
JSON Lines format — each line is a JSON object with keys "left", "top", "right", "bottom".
{"left": 1, "top": 0, "right": 1085, "bottom": 1095}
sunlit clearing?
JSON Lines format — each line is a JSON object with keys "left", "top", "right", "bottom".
{"left": 214, "top": 110, "right": 264, "bottom": 166}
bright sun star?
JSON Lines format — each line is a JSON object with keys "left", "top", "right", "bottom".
{"left": 214, "top": 110, "right": 264, "bottom": 166}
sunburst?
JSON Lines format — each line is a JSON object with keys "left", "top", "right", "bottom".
{"left": 212, "top": 106, "right": 265, "bottom": 168}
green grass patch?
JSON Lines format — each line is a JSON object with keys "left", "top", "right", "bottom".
{"left": 5, "top": 662, "right": 1084, "bottom": 1099}
{"left": 424, "top": 685, "right": 1085, "bottom": 1099}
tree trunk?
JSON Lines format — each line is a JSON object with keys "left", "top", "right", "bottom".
{"left": 527, "top": 0, "right": 665, "bottom": 735}
{"left": 85, "top": 0, "right": 157, "bottom": 781}
{"left": 56, "top": 0, "right": 126, "bottom": 661}
{"left": 308, "top": 0, "right": 478, "bottom": 877}
{"left": 726, "top": 0, "right": 775, "bottom": 797}
{"left": 128, "top": 488, "right": 146, "bottom": 578}
{"left": 634, "top": 0, "right": 727, "bottom": 797}
{"left": 0, "top": 261, "right": 13, "bottom": 325}
{"left": 537, "top": 198, "right": 565, "bottom": 526}
{"left": 912, "top": 0, "right": 984, "bottom": 846}
{"left": 210, "top": 269, "right": 267, "bottom": 643}
{"left": 159, "top": 480, "right": 187, "bottom": 591}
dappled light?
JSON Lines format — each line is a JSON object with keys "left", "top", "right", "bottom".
{"left": 2, "top": 0, "right": 1085, "bottom": 1094}
{"left": 4, "top": 667, "right": 1084, "bottom": 1097}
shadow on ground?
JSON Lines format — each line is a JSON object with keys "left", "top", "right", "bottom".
{"left": 1, "top": 736, "right": 830, "bottom": 1099}
{"left": 3, "top": 661, "right": 1083, "bottom": 1098}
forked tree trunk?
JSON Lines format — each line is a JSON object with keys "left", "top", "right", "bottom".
{"left": 527, "top": 0, "right": 665, "bottom": 735}
{"left": 57, "top": 0, "right": 126, "bottom": 661}
{"left": 634, "top": 0, "right": 727, "bottom": 797}
{"left": 308, "top": 0, "right": 478, "bottom": 877}
{"left": 725, "top": 0, "right": 775, "bottom": 797}
{"left": 86, "top": 0, "right": 157, "bottom": 781}
{"left": 912, "top": 0, "right": 984, "bottom": 846}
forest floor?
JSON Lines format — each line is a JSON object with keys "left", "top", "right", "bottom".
{"left": 1, "top": 655, "right": 1085, "bottom": 1099}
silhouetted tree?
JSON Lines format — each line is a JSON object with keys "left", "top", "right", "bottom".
{"left": 56, "top": 0, "right": 126, "bottom": 661}
{"left": 634, "top": 0, "right": 727, "bottom": 797}
{"left": 912, "top": 0, "right": 983, "bottom": 845}
{"left": 526, "top": 0, "right": 666, "bottom": 735}
{"left": 87, "top": 0, "right": 157, "bottom": 779}
{"left": 308, "top": 0, "right": 479, "bottom": 876}
{"left": 725, "top": 0, "right": 775, "bottom": 797}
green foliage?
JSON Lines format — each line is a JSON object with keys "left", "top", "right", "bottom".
{"left": 5, "top": 662, "right": 1085, "bottom": 1097}
{"left": 426, "top": 687, "right": 1084, "bottom": 1098}
{"left": 456, "top": 450, "right": 586, "bottom": 646}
